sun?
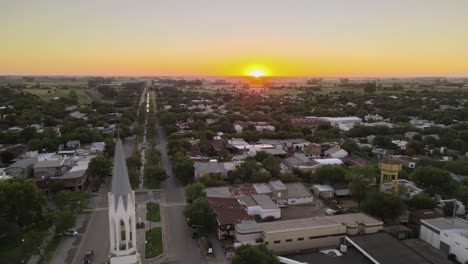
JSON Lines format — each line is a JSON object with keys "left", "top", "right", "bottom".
{"left": 245, "top": 65, "right": 270, "bottom": 78}
{"left": 249, "top": 68, "right": 266, "bottom": 78}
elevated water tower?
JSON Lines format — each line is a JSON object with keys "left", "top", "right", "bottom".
{"left": 378, "top": 158, "right": 402, "bottom": 193}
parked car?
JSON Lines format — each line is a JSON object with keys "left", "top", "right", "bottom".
{"left": 82, "top": 250, "right": 94, "bottom": 263}
{"left": 64, "top": 229, "right": 78, "bottom": 236}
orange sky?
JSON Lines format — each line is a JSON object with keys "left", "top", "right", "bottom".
{"left": 1, "top": 0, "right": 468, "bottom": 77}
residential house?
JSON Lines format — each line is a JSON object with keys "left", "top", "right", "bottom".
{"left": 311, "top": 185, "right": 335, "bottom": 199}
{"left": 4, "top": 158, "right": 37, "bottom": 178}
{"left": 33, "top": 157, "right": 73, "bottom": 179}
{"left": 193, "top": 161, "right": 237, "bottom": 179}
{"left": 269, "top": 180, "right": 287, "bottom": 206}
{"left": 90, "top": 142, "right": 106, "bottom": 155}
{"left": 69, "top": 111, "right": 87, "bottom": 119}
{"left": 208, "top": 197, "right": 252, "bottom": 240}
{"left": 66, "top": 140, "right": 81, "bottom": 150}
{"left": 323, "top": 146, "right": 348, "bottom": 159}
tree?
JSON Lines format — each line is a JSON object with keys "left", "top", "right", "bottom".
{"left": 172, "top": 152, "right": 194, "bottom": 184}
{"left": 144, "top": 165, "right": 167, "bottom": 188}
{"left": 361, "top": 192, "right": 406, "bottom": 223}
{"left": 54, "top": 190, "right": 87, "bottom": 213}
{"left": 251, "top": 170, "right": 272, "bottom": 183}
{"left": 52, "top": 210, "right": 76, "bottom": 234}
{"left": 455, "top": 185, "right": 468, "bottom": 206}
{"left": 280, "top": 172, "right": 300, "bottom": 183}
{"left": 262, "top": 156, "right": 281, "bottom": 178}
{"left": 410, "top": 166, "right": 455, "bottom": 196}
{"left": 88, "top": 156, "right": 113, "bottom": 179}
{"left": 312, "top": 165, "right": 347, "bottom": 185}
{"left": 0, "top": 178, "right": 47, "bottom": 228}
{"left": 184, "top": 182, "right": 206, "bottom": 203}
{"left": 347, "top": 167, "right": 376, "bottom": 206}
{"left": 373, "top": 135, "right": 393, "bottom": 148}
{"left": 183, "top": 197, "right": 216, "bottom": 233}
{"left": 407, "top": 192, "right": 436, "bottom": 210}
{"left": 231, "top": 245, "right": 279, "bottom": 264}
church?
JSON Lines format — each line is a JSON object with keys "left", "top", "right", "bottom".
{"left": 108, "top": 140, "right": 140, "bottom": 264}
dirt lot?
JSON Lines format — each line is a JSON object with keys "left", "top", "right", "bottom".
{"left": 281, "top": 198, "right": 328, "bottom": 220}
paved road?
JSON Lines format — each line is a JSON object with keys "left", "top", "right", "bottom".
{"left": 72, "top": 179, "right": 111, "bottom": 264}
{"left": 152, "top": 92, "right": 206, "bottom": 264}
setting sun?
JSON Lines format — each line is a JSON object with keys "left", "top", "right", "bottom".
{"left": 245, "top": 65, "right": 270, "bottom": 77}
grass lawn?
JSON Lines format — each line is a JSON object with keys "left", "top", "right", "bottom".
{"left": 145, "top": 227, "right": 163, "bottom": 259}
{"left": 146, "top": 202, "right": 160, "bottom": 222}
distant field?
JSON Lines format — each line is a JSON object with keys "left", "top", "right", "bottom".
{"left": 22, "top": 88, "right": 107, "bottom": 105}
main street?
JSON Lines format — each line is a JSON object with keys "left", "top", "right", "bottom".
{"left": 152, "top": 91, "right": 207, "bottom": 264}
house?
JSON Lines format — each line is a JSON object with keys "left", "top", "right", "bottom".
{"left": 208, "top": 197, "right": 252, "bottom": 240}
{"left": 247, "top": 144, "right": 287, "bottom": 157}
{"left": 311, "top": 185, "right": 334, "bottom": 199}
{"left": 4, "top": 158, "right": 37, "bottom": 178}
{"left": 269, "top": 180, "right": 287, "bottom": 206}
{"left": 303, "top": 143, "right": 322, "bottom": 157}
{"left": 285, "top": 182, "right": 314, "bottom": 205}
{"left": 69, "top": 111, "right": 87, "bottom": 119}
{"left": 392, "top": 140, "right": 408, "bottom": 150}
{"left": 193, "top": 161, "right": 237, "bottom": 179}
{"left": 0, "top": 144, "right": 28, "bottom": 162}
{"left": 239, "top": 194, "right": 281, "bottom": 220}
{"left": 253, "top": 122, "right": 275, "bottom": 132}
{"left": 341, "top": 155, "right": 373, "bottom": 167}
{"left": 365, "top": 114, "right": 383, "bottom": 122}
{"left": 66, "top": 140, "right": 81, "bottom": 150}
{"left": 208, "top": 139, "right": 225, "bottom": 152}
{"left": 228, "top": 138, "right": 251, "bottom": 150}
{"left": 283, "top": 153, "right": 319, "bottom": 171}
{"left": 90, "top": 142, "right": 106, "bottom": 155}
{"left": 205, "top": 186, "right": 233, "bottom": 198}
{"left": 323, "top": 146, "right": 348, "bottom": 159}
{"left": 313, "top": 158, "right": 343, "bottom": 166}
{"left": 398, "top": 179, "right": 423, "bottom": 198}
{"left": 59, "top": 165, "right": 88, "bottom": 190}
{"left": 33, "top": 158, "right": 73, "bottom": 179}
{"left": 253, "top": 183, "right": 272, "bottom": 195}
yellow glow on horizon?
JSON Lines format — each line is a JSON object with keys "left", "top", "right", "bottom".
{"left": 245, "top": 65, "right": 271, "bottom": 77}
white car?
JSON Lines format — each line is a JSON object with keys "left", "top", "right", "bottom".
{"left": 65, "top": 229, "right": 78, "bottom": 236}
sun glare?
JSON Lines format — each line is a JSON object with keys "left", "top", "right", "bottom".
{"left": 245, "top": 65, "right": 270, "bottom": 77}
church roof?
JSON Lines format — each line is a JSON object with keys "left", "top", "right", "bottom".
{"left": 111, "top": 140, "right": 132, "bottom": 208}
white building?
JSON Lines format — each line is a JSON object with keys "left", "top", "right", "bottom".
{"left": 321, "top": 117, "right": 362, "bottom": 131}
{"left": 108, "top": 141, "right": 140, "bottom": 264}
{"left": 420, "top": 217, "right": 468, "bottom": 249}
{"left": 440, "top": 229, "right": 468, "bottom": 263}
{"left": 323, "top": 146, "right": 348, "bottom": 159}
{"left": 240, "top": 194, "right": 281, "bottom": 220}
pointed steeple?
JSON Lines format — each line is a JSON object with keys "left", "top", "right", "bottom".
{"left": 111, "top": 140, "right": 132, "bottom": 208}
